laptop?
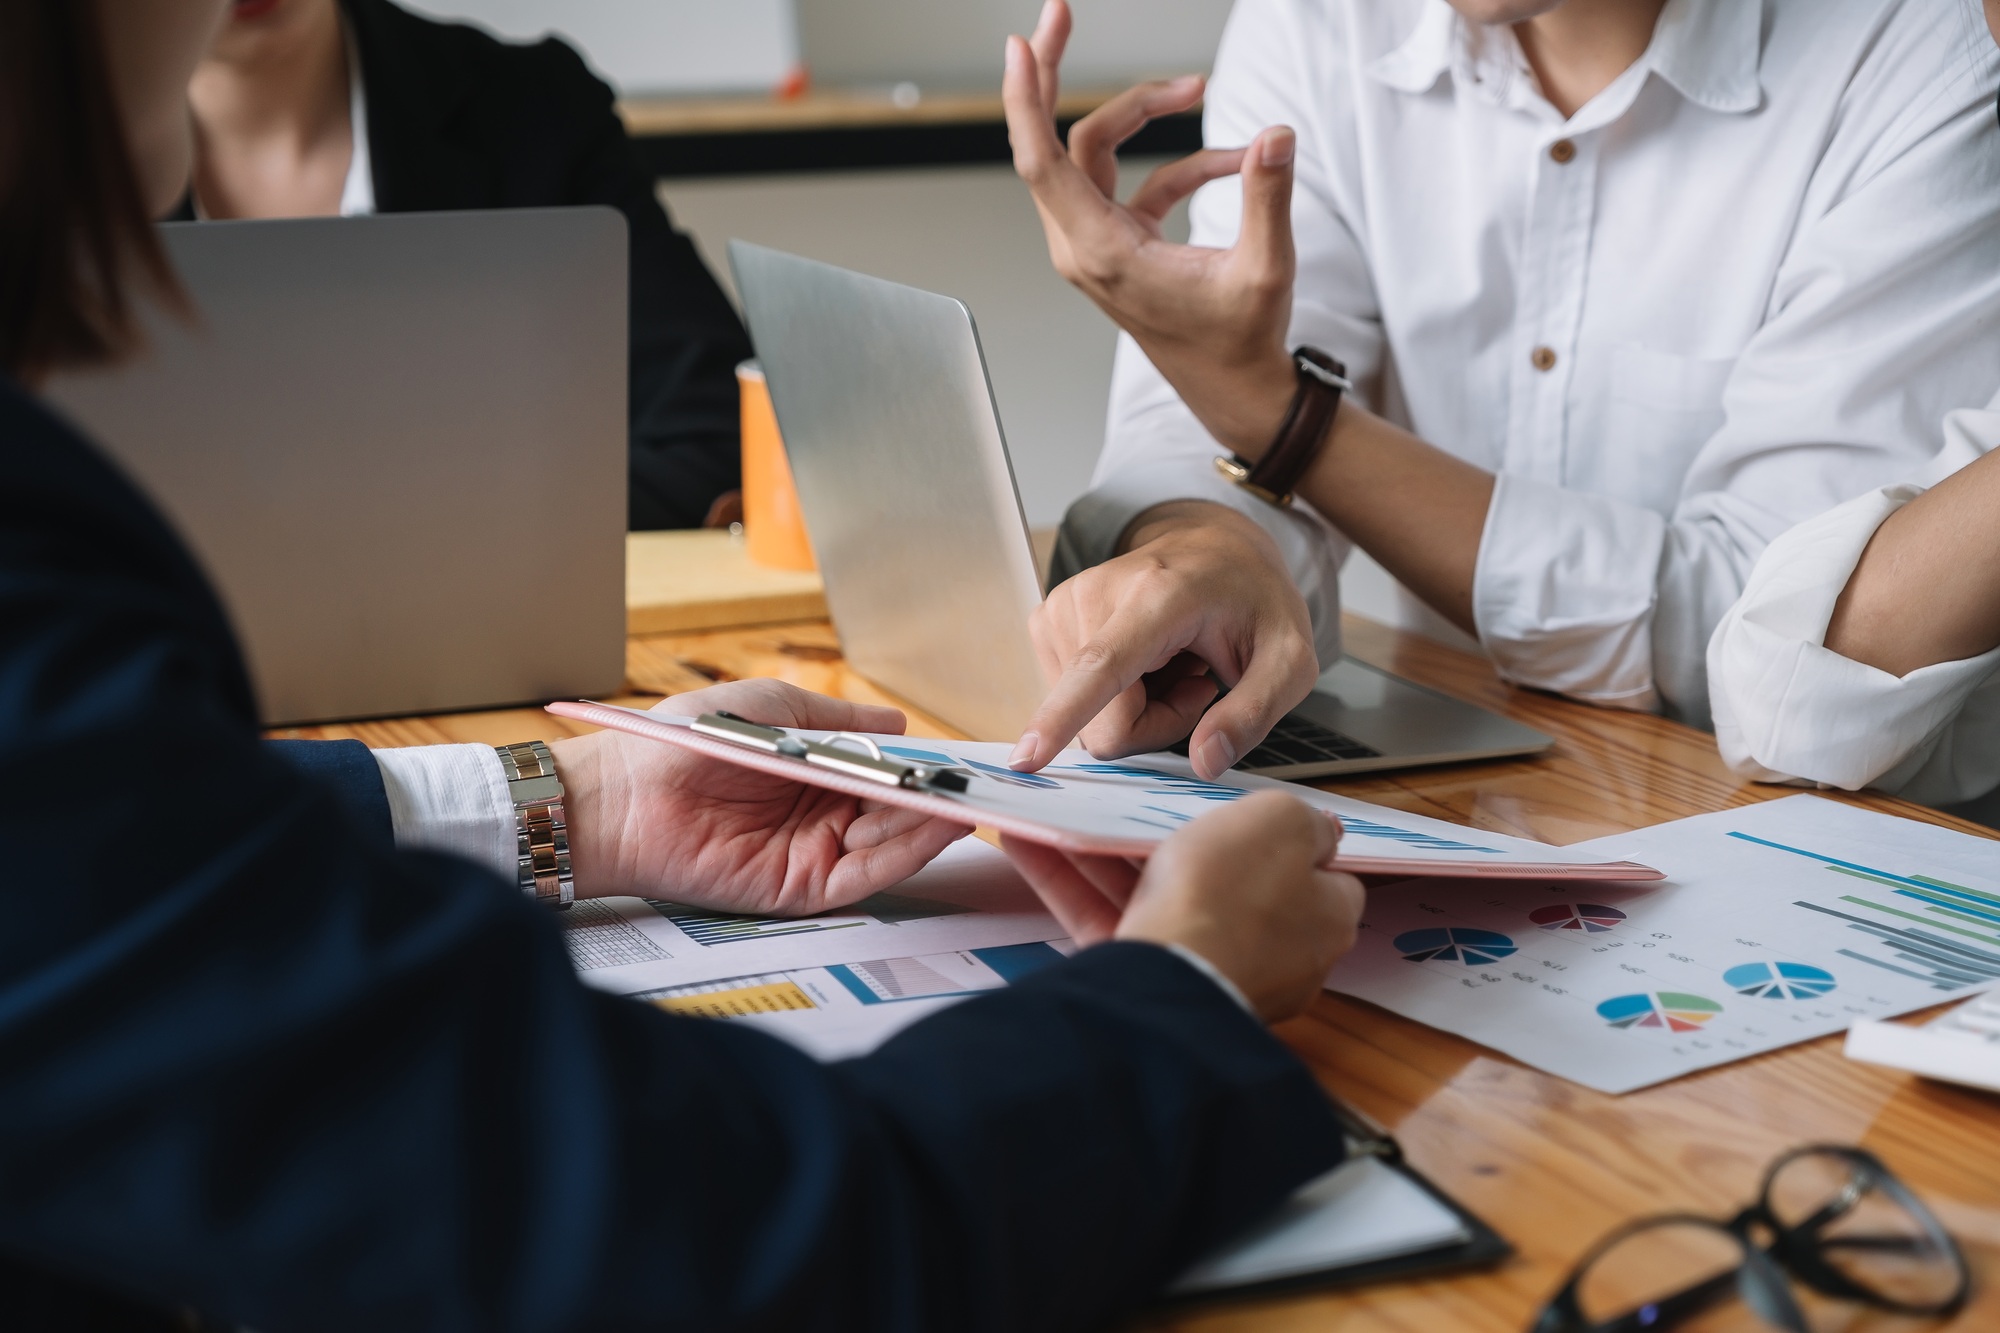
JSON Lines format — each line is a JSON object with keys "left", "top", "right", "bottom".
{"left": 729, "top": 241, "right": 1552, "bottom": 778}
{"left": 47, "top": 209, "right": 628, "bottom": 726}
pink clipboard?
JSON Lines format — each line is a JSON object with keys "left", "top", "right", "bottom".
{"left": 547, "top": 700, "right": 1664, "bottom": 882}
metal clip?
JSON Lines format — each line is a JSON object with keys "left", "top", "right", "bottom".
{"left": 692, "top": 713, "right": 971, "bottom": 793}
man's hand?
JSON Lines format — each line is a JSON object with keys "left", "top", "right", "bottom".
{"left": 1003, "top": 0, "right": 1300, "bottom": 456}
{"left": 1011, "top": 501, "right": 1319, "bottom": 779}
{"left": 1002, "top": 791, "right": 1364, "bottom": 1023}
{"left": 551, "top": 680, "right": 972, "bottom": 913}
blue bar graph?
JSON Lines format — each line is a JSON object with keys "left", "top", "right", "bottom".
{"left": 1728, "top": 832, "right": 2000, "bottom": 991}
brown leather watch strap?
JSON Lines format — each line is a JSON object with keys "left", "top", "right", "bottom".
{"left": 1213, "top": 347, "right": 1350, "bottom": 507}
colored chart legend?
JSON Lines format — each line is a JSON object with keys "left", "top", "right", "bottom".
{"left": 1393, "top": 927, "right": 1518, "bottom": 965}
{"left": 1529, "top": 903, "right": 1627, "bottom": 933}
{"left": 1723, "top": 961, "right": 1837, "bottom": 1000}
{"left": 1598, "top": 992, "right": 1723, "bottom": 1033}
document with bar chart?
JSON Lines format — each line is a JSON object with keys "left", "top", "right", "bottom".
{"left": 1326, "top": 796, "right": 2000, "bottom": 1093}
{"left": 624, "top": 939, "right": 1079, "bottom": 1059}
{"left": 560, "top": 837, "right": 1072, "bottom": 998}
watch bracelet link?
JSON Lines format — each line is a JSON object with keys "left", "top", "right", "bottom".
{"left": 1214, "top": 346, "right": 1351, "bottom": 507}
{"left": 495, "top": 740, "right": 574, "bottom": 909}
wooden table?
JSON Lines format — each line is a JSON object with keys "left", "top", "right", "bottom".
{"left": 290, "top": 614, "right": 2000, "bottom": 1331}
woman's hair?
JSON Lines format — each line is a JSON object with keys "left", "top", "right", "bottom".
{"left": 0, "top": 0, "right": 180, "bottom": 380}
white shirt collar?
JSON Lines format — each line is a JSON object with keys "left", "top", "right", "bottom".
{"left": 1366, "top": 0, "right": 1762, "bottom": 122}
{"left": 338, "top": 17, "right": 375, "bottom": 217}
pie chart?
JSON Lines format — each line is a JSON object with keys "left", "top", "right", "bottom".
{"left": 1393, "top": 927, "right": 1518, "bottom": 965}
{"left": 1529, "top": 903, "right": 1627, "bottom": 933}
{"left": 1597, "top": 991, "right": 1722, "bottom": 1033}
{"left": 1723, "top": 961, "right": 1836, "bottom": 1000}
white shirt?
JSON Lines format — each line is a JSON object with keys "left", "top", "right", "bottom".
{"left": 1064, "top": 0, "right": 2000, "bottom": 723}
{"left": 339, "top": 20, "right": 375, "bottom": 217}
{"left": 1709, "top": 394, "right": 2000, "bottom": 817}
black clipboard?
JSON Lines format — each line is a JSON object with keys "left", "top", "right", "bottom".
{"left": 1152, "top": 1098, "right": 1511, "bottom": 1312}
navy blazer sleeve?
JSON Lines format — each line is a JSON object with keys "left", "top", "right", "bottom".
{"left": 267, "top": 738, "right": 394, "bottom": 843}
{"left": 0, "top": 382, "right": 1342, "bottom": 1332}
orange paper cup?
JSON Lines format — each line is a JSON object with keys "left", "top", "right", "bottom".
{"left": 737, "top": 360, "right": 815, "bottom": 571}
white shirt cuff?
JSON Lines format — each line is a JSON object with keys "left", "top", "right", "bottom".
{"left": 1473, "top": 471, "right": 1668, "bottom": 710}
{"left": 1162, "top": 942, "right": 1256, "bottom": 1017}
{"left": 370, "top": 743, "right": 516, "bottom": 882}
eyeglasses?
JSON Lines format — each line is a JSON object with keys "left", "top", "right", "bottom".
{"left": 1531, "top": 1145, "right": 1969, "bottom": 1332}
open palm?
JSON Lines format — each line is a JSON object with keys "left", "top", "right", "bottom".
{"left": 554, "top": 680, "right": 972, "bottom": 916}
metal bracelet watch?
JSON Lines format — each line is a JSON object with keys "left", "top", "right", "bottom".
{"left": 1213, "top": 346, "right": 1351, "bottom": 507}
{"left": 496, "top": 740, "right": 574, "bottom": 909}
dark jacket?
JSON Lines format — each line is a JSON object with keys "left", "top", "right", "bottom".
{"left": 188, "top": 0, "right": 754, "bottom": 529}
{"left": 0, "top": 377, "right": 1341, "bottom": 1329}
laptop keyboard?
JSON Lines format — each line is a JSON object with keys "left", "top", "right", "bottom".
{"left": 1173, "top": 714, "right": 1383, "bottom": 770}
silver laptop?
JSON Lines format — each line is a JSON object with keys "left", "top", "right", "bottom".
{"left": 47, "top": 209, "right": 628, "bottom": 726}
{"left": 730, "top": 242, "right": 1551, "bottom": 778}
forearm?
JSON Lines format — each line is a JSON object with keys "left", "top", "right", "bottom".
{"left": 1205, "top": 360, "right": 1492, "bottom": 637}
{"left": 1291, "top": 405, "right": 1493, "bottom": 636}
{"left": 1825, "top": 450, "right": 2000, "bottom": 676}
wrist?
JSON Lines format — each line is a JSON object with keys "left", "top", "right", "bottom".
{"left": 1213, "top": 350, "right": 1307, "bottom": 461}
{"left": 545, "top": 734, "right": 621, "bottom": 900}
{"left": 1118, "top": 497, "right": 1283, "bottom": 558}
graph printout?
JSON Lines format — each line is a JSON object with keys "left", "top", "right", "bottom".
{"left": 564, "top": 837, "right": 1071, "bottom": 996}
{"left": 1325, "top": 796, "right": 2000, "bottom": 1093}
{"left": 556, "top": 703, "right": 1658, "bottom": 877}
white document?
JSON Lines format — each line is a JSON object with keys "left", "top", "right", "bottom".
{"left": 624, "top": 935, "right": 1080, "bottom": 1061}
{"left": 565, "top": 837, "right": 1070, "bottom": 997}
{"left": 568, "top": 707, "right": 1651, "bottom": 877}
{"left": 1171, "top": 1156, "right": 1471, "bottom": 1294}
{"left": 1326, "top": 796, "right": 2000, "bottom": 1093}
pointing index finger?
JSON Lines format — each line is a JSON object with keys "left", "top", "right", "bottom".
{"left": 1009, "top": 614, "right": 1182, "bottom": 771}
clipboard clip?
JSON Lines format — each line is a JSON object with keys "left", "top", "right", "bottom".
{"left": 692, "top": 712, "right": 972, "bottom": 794}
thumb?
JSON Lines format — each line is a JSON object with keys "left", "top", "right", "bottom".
{"left": 1234, "top": 125, "right": 1296, "bottom": 289}
{"left": 1308, "top": 807, "right": 1343, "bottom": 870}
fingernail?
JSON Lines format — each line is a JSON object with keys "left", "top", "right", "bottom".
{"left": 1009, "top": 732, "right": 1041, "bottom": 769}
{"left": 1260, "top": 126, "right": 1295, "bottom": 168}
{"left": 1198, "top": 732, "right": 1237, "bottom": 776}
{"left": 1005, "top": 36, "right": 1020, "bottom": 68}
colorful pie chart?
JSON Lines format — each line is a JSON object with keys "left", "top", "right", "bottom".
{"left": 1393, "top": 927, "right": 1518, "bottom": 965}
{"left": 1597, "top": 991, "right": 1723, "bottom": 1033}
{"left": 1722, "top": 961, "right": 1836, "bottom": 1000}
{"left": 1529, "top": 903, "right": 1628, "bottom": 933}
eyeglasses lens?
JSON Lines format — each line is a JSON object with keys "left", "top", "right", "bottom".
{"left": 1573, "top": 1220, "right": 1774, "bottom": 1331}
{"left": 1764, "top": 1150, "right": 1960, "bottom": 1310}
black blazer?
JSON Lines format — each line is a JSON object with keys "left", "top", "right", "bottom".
{"left": 196, "top": 0, "right": 755, "bottom": 530}
{"left": 0, "top": 378, "right": 1342, "bottom": 1329}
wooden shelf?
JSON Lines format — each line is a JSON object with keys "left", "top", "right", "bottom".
{"left": 619, "top": 85, "right": 1202, "bottom": 177}
{"left": 620, "top": 86, "right": 1131, "bottom": 137}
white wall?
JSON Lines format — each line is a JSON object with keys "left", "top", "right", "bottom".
{"left": 398, "top": 0, "right": 800, "bottom": 94}
{"left": 664, "top": 161, "right": 1188, "bottom": 530}
{"left": 398, "top": 0, "right": 1235, "bottom": 94}
{"left": 794, "top": 0, "right": 1234, "bottom": 88}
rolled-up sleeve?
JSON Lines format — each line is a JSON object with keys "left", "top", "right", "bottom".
{"left": 1710, "top": 472, "right": 2000, "bottom": 808}
{"left": 1480, "top": 34, "right": 2000, "bottom": 720}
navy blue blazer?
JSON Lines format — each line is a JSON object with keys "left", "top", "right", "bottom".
{"left": 0, "top": 377, "right": 1341, "bottom": 1331}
